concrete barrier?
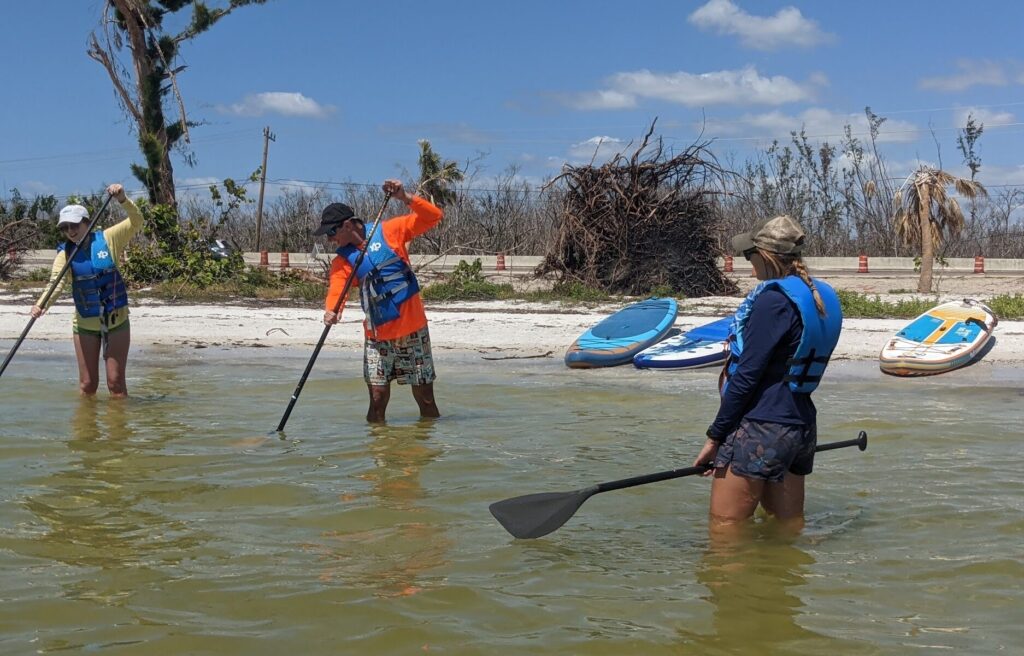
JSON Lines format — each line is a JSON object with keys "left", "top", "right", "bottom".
{"left": 15, "top": 251, "right": 1024, "bottom": 275}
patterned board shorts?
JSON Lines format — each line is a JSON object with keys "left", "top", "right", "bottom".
{"left": 363, "top": 326, "right": 437, "bottom": 387}
{"left": 713, "top": 418, "right": 817, "bottom": 482}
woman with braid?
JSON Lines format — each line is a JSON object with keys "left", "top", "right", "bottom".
{"left": 693, "top": 215, "right": 843, "bottom": 538}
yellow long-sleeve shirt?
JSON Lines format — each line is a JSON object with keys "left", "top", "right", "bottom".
{"left": 36, "top": 198, "right": 144, "bottom": 332}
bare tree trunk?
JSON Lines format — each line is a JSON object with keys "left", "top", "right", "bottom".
{"left": 106, "top": 0, "right": 177, "bottom": 206}
{"left": 918, "top": 183, "right": 933, "bottom": 293}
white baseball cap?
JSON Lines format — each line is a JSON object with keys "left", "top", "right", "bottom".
{"left": 58, "top": 204, "right": 90, "bottom": 226}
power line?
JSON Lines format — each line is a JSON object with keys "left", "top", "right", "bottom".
{"left": 0, "top": 129, "right": 257, "bottom": 167}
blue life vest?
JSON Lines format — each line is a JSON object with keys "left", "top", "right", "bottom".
{"left": 336, "top": 225, "right": 420, "bottom": 329}
{"left": 724, "top": 275, "right": 842, "bottom": 394}
{"left": 58, "top": 231, "right": 129, "bottom": 321}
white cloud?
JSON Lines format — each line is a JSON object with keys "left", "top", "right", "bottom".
{"left": 567, "top": 136, "right": 630, "bottom": 164}
{"left": 953, "top": 106, "right": 1016, "bottom": 128}
{"left": 569, "top": 90, "right": 638, "bottom": 111}
{"left": 539, "top": 136, "right": 634, "bottom": 170}
{"left": 919, "top": 60, "right": 1008, "bottom": 92}
{"left": 564, "top": 66, "right": 820, "bottom": 110}
{"left": 269, "top": 179, "right": 322, "bottom": 193}
{"left": 703, "top": 107, "right": 920, "bottom": 143}
{"left": 218, "top": 92, "right": 335, "bottom": 118}
{"left": 688, "top": 0, "right": 834, "bottom": 50}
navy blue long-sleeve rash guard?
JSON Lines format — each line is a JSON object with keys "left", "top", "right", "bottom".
{"left": 707, "top": 288, "right": 817, "bottom": 440}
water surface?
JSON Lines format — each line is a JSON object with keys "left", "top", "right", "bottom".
{"left": 1, "top": 344, "right": 1021, "bottom": 654}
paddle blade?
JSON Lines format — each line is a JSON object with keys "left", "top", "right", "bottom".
{"left": 489, "top": 487, "right": 597, "bottom": 539}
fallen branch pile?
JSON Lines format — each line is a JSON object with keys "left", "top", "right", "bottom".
{"left": 538, "top": 124, "right": 737, "bottom": 297}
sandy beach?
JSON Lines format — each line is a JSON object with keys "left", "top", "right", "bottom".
{"left": 2, "top": 272, "right": 1022, "bottom": 363}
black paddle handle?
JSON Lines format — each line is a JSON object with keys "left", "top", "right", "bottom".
{"left": 595, "top": 431, "right": 868, "bottom": 495}
{"left": 275, "top": 192, "right": 392, "bottom": 432}
{"left": 816, "top": 430, "right": 869, "bottom": 452}
{"left": 0, "top": 193, "right": 115, "bottom": 380}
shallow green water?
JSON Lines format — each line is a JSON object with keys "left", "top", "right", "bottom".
{"left": 0, "top": 344, "right": 1021, "bottom": 655}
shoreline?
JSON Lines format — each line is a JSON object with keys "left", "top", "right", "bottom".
{"left": 3, "top": 295, "right": 1023, "bottom": 364}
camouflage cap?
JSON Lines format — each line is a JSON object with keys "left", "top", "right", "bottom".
{"left": 731, "top": 215, "right": 806, "bottom": 256}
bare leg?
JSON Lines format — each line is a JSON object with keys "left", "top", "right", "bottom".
{"left": 72, "top": 332, "right": 101, "bottom": 396}
{"left": 709, "top": 467, "right": 764, "bottom": 543}
{"left": 411, "top": 383, "right": 440, "bottom": 418}
{"left": 103, "top": 325, "right": 131, "bottom": 399}
{"left": 367, "top": 384, "right": 391, "bottom": 424}
{"left": 761, "top": 474, "right": 806, "bottom": 535}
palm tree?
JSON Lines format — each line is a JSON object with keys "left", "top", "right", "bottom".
{"left": 417, "top": 140, "right": 464, "bottom": 207}
{"left": 892, "top": 166, "right": 986, "bottom": 292}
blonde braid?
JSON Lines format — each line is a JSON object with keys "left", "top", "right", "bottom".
{"left": 792, "top": 259, "right": 826, "bottom": 317}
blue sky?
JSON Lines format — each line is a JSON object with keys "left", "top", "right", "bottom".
{"left": 3, "top": 0, "right": 1024, "bottom": 202}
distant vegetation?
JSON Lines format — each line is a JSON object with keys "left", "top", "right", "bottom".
{"left": 4, "top": 111, "right": 1024, "bottom": 297}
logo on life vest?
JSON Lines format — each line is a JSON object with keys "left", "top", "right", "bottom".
{"left": 97, "top": 250, "right": 110, "bottom": 260}
{"left": 369, "top": 242, "right": 382, "bottom": 252}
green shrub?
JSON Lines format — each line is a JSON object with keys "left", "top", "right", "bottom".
{"left": 987, "top": 294, "right": 1024, "bottom": 320}
{"left": 421, "top": 259, "right": 515, "bottom": 301}
{"left": 27, "top": 267, "right": 51, "bottom": 282}
{"left": 291, "top": 280, "right": 327, "bottom": 303}
{"left": 241, "top": 265, "right": 285, "bottom": 288}
{"left": 836, "top": 290, "right": 936, "bottom": 319}
{"left": 120, "top": 202, "right": 245, "bottom": 288}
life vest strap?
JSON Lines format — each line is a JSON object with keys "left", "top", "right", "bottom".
{"left": 379, "top": 270, "right": 410, "bottom": 284}
{"left": 375, "top": 255, "right": 403, "bottom": 269}
{"left": 371, "top": 280, "right": 410, "bottom": 301}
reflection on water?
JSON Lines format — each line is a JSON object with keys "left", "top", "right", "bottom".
{"left": 678, "top": 530, "right": 865, "bottom": 654}
{"left": 23, "top": 397, "right": 207, "bottom": 573}
{"left": 9, "top": 375, "right": 218, "bottom": 652}
{"left": 310, "top": 420, "right": 452, "bottom": 598}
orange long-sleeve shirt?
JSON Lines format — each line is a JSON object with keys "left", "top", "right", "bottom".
{"left": 325, "top": 195, "right": 443, "bottom": 340}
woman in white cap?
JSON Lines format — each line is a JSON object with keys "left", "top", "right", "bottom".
{"left": 29, "top": 183, "right": 143, "bottom": 398}
{"left": 693, "top": 215, "right": 843, "bottom": 539}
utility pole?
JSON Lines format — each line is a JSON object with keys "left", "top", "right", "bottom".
{"left": 255, "top": 126, "right": 276, "bottom": 252}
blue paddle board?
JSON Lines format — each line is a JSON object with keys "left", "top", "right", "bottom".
{"left": 633, "top": 316, "right": 731, "bottom": 369}
{"left": 565, "top": 298, "right": 678, "bottom": 368}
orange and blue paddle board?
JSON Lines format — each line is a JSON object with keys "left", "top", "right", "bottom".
{"left": 879, "top": 299, "right": 997, "bottom": 376}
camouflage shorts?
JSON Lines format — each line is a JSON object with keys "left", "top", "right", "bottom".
{"left": 363, "top": 326, "right": 436, "bottom": 387}
{"left": 713, "top": 418, "right": 816, "bottom": 482}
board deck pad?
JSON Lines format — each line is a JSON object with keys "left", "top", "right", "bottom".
{"left": 565, "top": 298, "right": 678, "bottom": 368}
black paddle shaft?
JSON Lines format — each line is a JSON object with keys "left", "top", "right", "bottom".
{"left": 490, "top": 431, "right": 868, "bottom": 539}
{"left": 597, "top": 430, "right": 867, "bottom": 494}
{"left": 0, "top": 194, "right": 115, "bottom": 380}
{"left": 275, "top": 193, "right": 392, "bottom": 433}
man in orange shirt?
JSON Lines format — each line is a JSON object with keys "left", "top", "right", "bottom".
{"left": 315, "top": 179, "right": 443, "bottom": 423}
